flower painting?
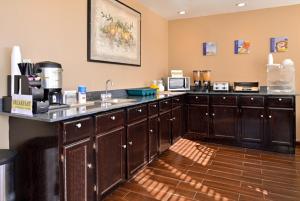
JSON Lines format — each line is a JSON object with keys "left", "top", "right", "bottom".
{"left": 234, "top": 40, "right": 251, "bottom": 54}
{"left": 88, "top": 0, "right": 141, "bottom": 66}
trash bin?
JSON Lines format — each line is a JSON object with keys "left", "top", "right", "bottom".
{"left": 0, "top": 150, "right": 17, "bottom": 201}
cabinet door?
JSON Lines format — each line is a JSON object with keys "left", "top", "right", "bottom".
{"left": 95, "top": 128, "right": 126, "bottom": 198}
{"left": 187, "top": 105, "right": 209, "bottom": 137}
{"left": 62, "top": 138, "right": 93, "bottom": 201}
{"left": 211, "top": 106, "right": 238, "bottom": 139}
{"left": 149, "top": 117, "right": 159, "bottom": 161}
{"left": 127, "top": 120, "right": 148, "bottom": 177}
{"left": 240, "top": 108, "right": 265, "bottom": 143}
{"left": 267, "top": 108, "right": 294, "bottom": 146}
{"left": 172, "top": 106, "right": 183, "bottom": 143}
{"left": 159, "top": 111, "right": 172, "bottom": 153}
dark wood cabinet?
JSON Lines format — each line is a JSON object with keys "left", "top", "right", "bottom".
{"left": 159, "top": 111, "right": 172, "bottom": 153}
{"left": 95, "top": 128, "right": 126, "bottom": 199}
{"left": 148, "top": 116, "right": 159, "bottom": 161}
{"left": 240, "top": 107, "right": 265, "bottom": 144}
{"left": 210, "top": 106, "right": 238, "bottom": 139}
{"left": 187, "top": 105, "right": 209, "bottom": 137}
{"left": 171, "top": 106, "right": 183, "bottom": 143}
{"left": 267, "top": 108, "right": 294, "bottom": 147}
{"left": 127, "top": 119, "right": 148, "bottom": 177}
{"left": 62, "top": 138, "right": 94, "bottom": 201}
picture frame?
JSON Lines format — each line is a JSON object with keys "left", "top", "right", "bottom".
{"left": 88, "top": 0, "right": 141, "bottom": 66}
{"left": 203, "top": 42, "right": 217, "bottom": 56}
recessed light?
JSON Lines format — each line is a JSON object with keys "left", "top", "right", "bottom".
{"left": 178, "top": 10, "right": 187, "bottom": 15}
{"left": 236, "top": 2, "right": 247, "bottom": 7}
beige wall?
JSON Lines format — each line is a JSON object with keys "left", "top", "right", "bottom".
{"left": 0, "top": 0, "right": 169, "bottom": 148}
{"left": 169, "top": 5, "right": 300, "bottom": 140}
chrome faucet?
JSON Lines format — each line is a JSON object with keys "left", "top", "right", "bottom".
{"left": 102, "top": 79, "right": 113, "bottom": 100}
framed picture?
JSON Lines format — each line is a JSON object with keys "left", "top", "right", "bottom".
{"left": 234, "top": 40, "right": 250, "bottom": 54}
{"left": 88, "top": 0, "right": 141, "bottom": 66}
{"left": 270, "top": 37, "right": 288, "bottom": 53}
{"left": 203, "top": 42, "right": 217, "bottom": 56}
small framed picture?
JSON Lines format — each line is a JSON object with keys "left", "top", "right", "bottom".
{"left": 270, "top": 37, "right": 288, "bottom": 53}
{"left": 234, "top": 40, "right": 250, "bottom": 54}
{"left": 203, "top": 42, "right": 217, "bottom": 56}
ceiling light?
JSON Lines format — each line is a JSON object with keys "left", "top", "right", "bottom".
{"left": 236, "top": 2, "right": 247, "bottom": 7}
{"left": 178, "top": 10, "right": 187, "bottom": 15}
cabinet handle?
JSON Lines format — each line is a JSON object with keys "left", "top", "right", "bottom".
{"left": 75, "top": 123, "right": 82, "bottom": 128}
{"left": 110, "top": 116, "right": 116, "bottom": 120}
{"left": 279, "top": 98, "right": 282, "bottom": 101}
{"left": 149, "top": 129, "right": 154, "bottom": 133}
{"left": 223, "top": 97, "right": 226, "bottom": 100}
{"left": 137, "top": 109, "right": 142, "bottom": 113}
{"left": 128, "top": 141, "right": 133, "bottom": 146}
{"left": 269, "top": 115, "right": 272, "bottom": 119}
{"left": 122, "top": 145, "right": 127, "bottom": 149}
{"left": 260, "top": 115, "right": 264, "bottom": 118}
{"left": 251, "top": 98, "right": 254, "bottom": 101}
{"left": 87, "top": 163, "right": 93, "bottom": 169}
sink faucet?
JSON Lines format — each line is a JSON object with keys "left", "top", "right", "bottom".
{"left": 102, "top": 79, "right": 113, "bottom": 100}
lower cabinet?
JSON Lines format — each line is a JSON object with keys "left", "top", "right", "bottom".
{"left": 149, "top": 116, "right": 159, "bottom": 161}
{"left": 159, "top": 111, "right": 172, "bottom": 153}
{"left": 95, "top": 128, "right": 126, "bottom": 199}
{"left": 240, "top": 107, "right": 265, "bottom": 144}
{"left": 187, "top": 105, "right": 209, "bottom": 137}
{"left": 127, "top": 119, "right": 148, "bottom": 177}
{"left": 171, "top": 106, "right": 183, "bottom": 143}
{"left": 210, "top": 106, "right": 238, "bottom": 140}
{"left": 62, "top": 138, "right": 94, "bottom": 201}
{"left": 267, "top": 108, "right": 294, "bottom": 147}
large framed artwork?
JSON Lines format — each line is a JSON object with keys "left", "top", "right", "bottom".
{"left": 88, "top": 0, "right": 141, "bottom": 66}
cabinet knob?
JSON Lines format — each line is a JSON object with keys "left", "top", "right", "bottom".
{"left": 122, "top": 145, "right": 127, "bottom": 149}
{"left": 212, "top": 113, "right": 215, "bottom": 116}
{"left": 149, "top": 129, "right": 154, "bottom": 133}
{"left": 175, "top": 99, "right": 180, "bottom": 102}
{"left": 223, "top": 97, "right": 226, "bottom": 100}
{"left": 251, "top": 98, "right": 254, "bottom": 101}
{"left": 76, "top": 123, "right": 82, "bottom": 128}
{"left": 260, "top": 115, "right": 264, "bottom": 118}
{"left": 110, "top": 116, "right": 116, "bottom": 120}
{"left": 195, "top": 96, "right": 199, "bottom": 99}
{"left": 128, "top": 141, "right": 133, "bottom": 146}
{"left": 279, "top": 98, "right": 282, "bottom": 102}
{"left": 165, "top": 101, "right": 168, "bottom": 104}
{"left": 269, "top": 115, "right": 272, "bottom": 119}
{"left": 87, "top": 163, "right": 93, "bottom": 169}
{"left": 205, "top": 113, "right": 209, "bottom": 116}
{"left": 152, "top": 104, "right": 157, "bottom": 108}
{"left": 137, "top": 109, "right": 142, "bottom": 113}
{"left": 173, "top": 117, "right": 176, "bottom": 121}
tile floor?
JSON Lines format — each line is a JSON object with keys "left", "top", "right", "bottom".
{"left": 104, "top": 138, "right": 300, "bottom": 201}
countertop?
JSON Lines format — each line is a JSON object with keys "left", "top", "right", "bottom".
{"left": 0, "top": 88, "right": 297, "bottom": 123}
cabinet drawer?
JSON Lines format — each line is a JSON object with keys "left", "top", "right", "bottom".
{"left": 187, "top": 95, "right": 209, "bottom": 105}
{"left": 240, "top": 96, "right": 264, "bottom": 107}
{"left": 159, "top": 99, "right": 172, "bottom": 113}
{"left": 148, "top": 102, "right": 159, "bottom": 116}
{"left": 211, "top": 95, "right": 237, "bottom": 106}
{"left": 127, "top": 104, "right": 147, "bottom": 123}
{"left": 267, "top": 96, "right": 294, "bottom": 108}
{"left": 172, "top": 96, "right": 184, "bottom": 107}
{"left": 62, "top": 117, "right": 93, "bottom": 144}
{"left": 96, "top": 110, "right": 125, "bottom": 134}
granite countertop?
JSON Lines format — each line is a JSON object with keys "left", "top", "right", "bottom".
{"left": 0, "top": 87, "right": 297, "bottom": 123}
{"left": 0, "top": 92, "right": 185, "bottom": 123}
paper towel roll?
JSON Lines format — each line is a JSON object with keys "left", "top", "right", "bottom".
{"left": 11, "top": 46, "right": 22, "bottom": 95}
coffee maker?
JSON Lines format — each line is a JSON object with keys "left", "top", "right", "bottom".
{"left": 35, "top": 61, "right": 64, "bottom": 107}
{"left": 193, "top": 70, "right": 201, "bottom": 90}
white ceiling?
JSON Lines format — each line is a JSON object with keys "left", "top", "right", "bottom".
{"left": 137, "top": 0, "right": 300, "bottom": 20}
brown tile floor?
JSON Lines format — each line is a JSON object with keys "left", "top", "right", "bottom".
{"left": 104, "top": 139, "right": 300, "bottom": 201}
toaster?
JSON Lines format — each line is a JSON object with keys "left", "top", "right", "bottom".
{"left": 213, "top": 82, "right": 230, "bottom": 91}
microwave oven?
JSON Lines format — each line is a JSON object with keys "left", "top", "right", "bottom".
{"left": 167, "top": 77, "right": 191, "bottom": 91}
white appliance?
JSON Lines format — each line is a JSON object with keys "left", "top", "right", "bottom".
{"left": 213, "top": 82, "right": 230, "bottom": 91}
{"left": 167, "top": 77, "right": 190, "bottom": 91}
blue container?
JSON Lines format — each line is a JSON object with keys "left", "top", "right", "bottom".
{"left": 126, "top": 88, "right": 157, "bottom": 96}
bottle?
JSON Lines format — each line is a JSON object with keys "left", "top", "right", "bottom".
{"left": 150, "top": 80, "right": 159, "bottom": 90}
{"left": 78, "top": 86, "right": 87, "bottom": 104}
{"left": 157, "top": 80, "right": 165, "bottom": 92}
{"left": 268, "top": 53, "right": 274, "bottom": 65}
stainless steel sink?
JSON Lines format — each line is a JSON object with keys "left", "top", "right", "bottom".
{"left": 94, "top": 98, "right": 137, "bottom": 105}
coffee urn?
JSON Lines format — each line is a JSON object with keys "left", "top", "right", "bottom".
{"left": 36, "top": 61, "right": 63, "bottom": 105}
